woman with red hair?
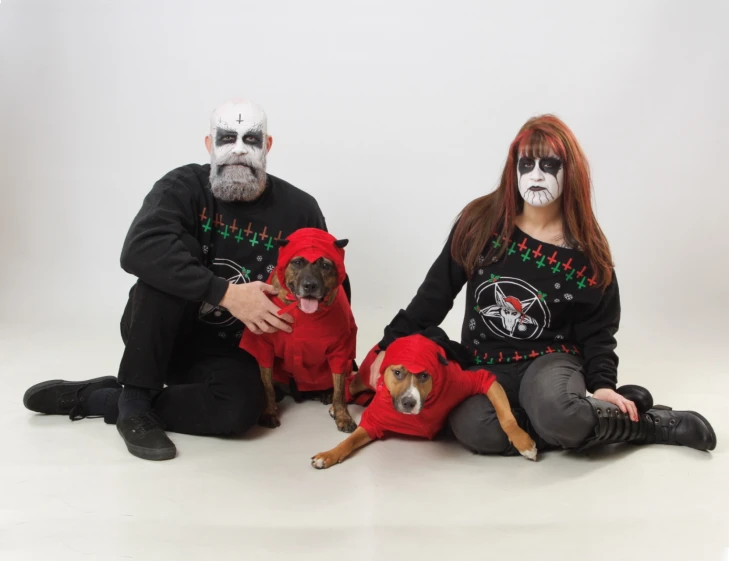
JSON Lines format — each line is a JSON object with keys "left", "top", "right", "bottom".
{"left": 362, "top": 114, "right": 715, "bottom": 455}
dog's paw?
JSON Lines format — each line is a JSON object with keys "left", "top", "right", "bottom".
{"left": 520, "top": 443, "right": 538, "bottom": 462}
{"left": 510, "top": 430, "right": 538, "bottom": 461}
{"left": 258, "top": 412, "right": 281, "bottom": 429}
{"left": 311, "top": 451, "right": 340, "bottom": 469}
{"left": 336, "top": 417, "right": 357, "bottom": 433}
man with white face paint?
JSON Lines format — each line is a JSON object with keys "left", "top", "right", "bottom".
{"left": 207, "top": 100, "right": 271, "bottom": 203}
{"left": 22, "top": 99, "right": 350, "bottom": 461}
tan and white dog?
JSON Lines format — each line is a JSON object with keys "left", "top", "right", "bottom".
{"left": 312, "top": 333, "right": 537, "bottom": 468}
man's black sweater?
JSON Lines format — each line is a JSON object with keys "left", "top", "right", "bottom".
{"left": 120, "top": 163, "right": 327, "bottom": 344}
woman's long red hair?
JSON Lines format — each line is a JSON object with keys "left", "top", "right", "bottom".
{"left": 451, "top": 114, "right": 614, "bottom": 288}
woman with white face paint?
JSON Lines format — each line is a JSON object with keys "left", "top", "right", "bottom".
{"left": 360, "top": 115, "right": 715, "bottom": 455}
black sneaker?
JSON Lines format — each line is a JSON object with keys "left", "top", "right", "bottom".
{"left": 117, "top": 411, "right": 176, "bottom": 461}
{"left": 23, "top": 376, "right": 121, "bottom": 419}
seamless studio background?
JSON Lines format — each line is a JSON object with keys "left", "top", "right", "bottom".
{"left": 1, "top": 1, "right": 728, "bottom": 559}
{"left": 2, "top": 1, "right": 728, "bottom": 376}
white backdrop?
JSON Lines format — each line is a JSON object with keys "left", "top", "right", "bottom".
{"left": 1, "top": 0, "right": 728, "bottom": 387}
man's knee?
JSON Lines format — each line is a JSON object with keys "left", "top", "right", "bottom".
{"left": 211, "top": 374, "right": 265, "bottom": 436}
{"left": 448, "top": 395, "right": 511, "bottom": 455}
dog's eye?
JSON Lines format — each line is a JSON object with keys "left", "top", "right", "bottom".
{"left": 291, "top": 258, "right": 304, "bottom": 267}
{"left": 416, "top": 373, "right": 431, "bottom": 383}
{"left": 392, "top": 369, "right": 403, "bottom": 379}
{"left": 320, "top": 262, "right": 332, "bottom": 270}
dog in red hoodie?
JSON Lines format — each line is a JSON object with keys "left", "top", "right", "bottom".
{"left": 239, "top": 228, "right": 358, "bottom": 432}
{"left": 311, "top": 331, "right": 537, "bottom": 468}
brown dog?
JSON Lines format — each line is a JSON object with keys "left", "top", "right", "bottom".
{"left": 312, "top": 333, "right": 537, "bottom": 468}
{"left": 239, "top": 228, "right": 358, "bottom": 432}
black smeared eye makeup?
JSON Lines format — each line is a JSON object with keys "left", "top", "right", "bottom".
{"left": 518, "top": 156, "right": 562, "bottom": 177}
{"left": 517, "top": 157, "right": 535, "bottom": 175}
{"left": 243, "top": 132, "right": 263, "bottom": 148}
{"left": 215, "top": 128, "right": 264, "bottom": 148}
{"left": 215, "top": 129, "right": 238, "bottom": 146}
{"left": 539, "top": 157, "right": 562, "bottom": 176}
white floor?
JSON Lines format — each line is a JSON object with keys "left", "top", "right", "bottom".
{"left": 1, "top": 322, "right": 727, "bottom": 561}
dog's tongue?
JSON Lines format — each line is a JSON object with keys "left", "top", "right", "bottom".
{"left": 299, "top": 297, "right": 319, "bottom": 314}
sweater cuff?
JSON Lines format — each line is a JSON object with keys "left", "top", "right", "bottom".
{"left": 205, "top": 276, "right": 229, "bottom": 306}
{"left": 587, "top": 379, "right": 617, "bottom": 394}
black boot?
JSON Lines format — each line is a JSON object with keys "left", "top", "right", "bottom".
{"left": 581, "top": 399, "right": 716, "bottom": 452}
{"left": 23, "top": 376, "right": 121, "bottom": 418}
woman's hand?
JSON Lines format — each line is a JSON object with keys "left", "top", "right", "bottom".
{"left": 592, "top": 388, "right": 639, "bottom": 422}
{"left": 369, "top": 350, "right": 385, "bottom": 388}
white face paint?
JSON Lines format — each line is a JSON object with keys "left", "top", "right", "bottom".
{"left": 208, "top": 100, "right": 269, "bottom": 202}
{"left": 517, "top": 152, "right": 564, "bottom": 207}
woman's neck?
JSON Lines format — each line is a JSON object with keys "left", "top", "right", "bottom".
{"left": 514, "top": 201, "right": 566, "bottom": 246}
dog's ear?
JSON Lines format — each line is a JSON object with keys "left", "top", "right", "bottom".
{"left": 437, "top": 354, "right": 449, "bottom": 366}
{"left": 276, "top": 239, "right": 290, "bottom": 247}
{"left": 334, "top": 239, "right": 349, "bottom": 249}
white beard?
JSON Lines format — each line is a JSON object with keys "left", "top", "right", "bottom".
{"left": 207, "top": 100, "right": 269, "bottom": 202}
{"left": 209, "top": 149, "right": 267, "bottom": 202}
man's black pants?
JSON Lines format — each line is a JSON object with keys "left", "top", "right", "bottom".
{"left": 117, "top": 280, "right": 265, "bottom": 436}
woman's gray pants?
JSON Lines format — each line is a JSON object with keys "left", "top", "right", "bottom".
{"left": 448, "top": 353, "right": 610, "bottom": 454}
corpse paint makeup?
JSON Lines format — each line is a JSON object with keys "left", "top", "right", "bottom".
{"left": 208, "top": 100, "right": 268, "bottom": 202}
{"left": 517, "top": 154, "right": 564, "bottom": 206}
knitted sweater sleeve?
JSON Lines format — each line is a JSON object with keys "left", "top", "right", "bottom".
{"left": 572, "top": 271, "right": 621, "bottom": 392}
{"left": 379, "top": 226, "right": 468, "bottom": 348}
{"left": 120, "top": 167, "right": 228, "bottom": 305}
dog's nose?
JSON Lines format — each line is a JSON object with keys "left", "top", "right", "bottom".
{"left": 401, "top": 396, "right": 417, "bottom": 411}
{"left": 301, "top": 278, "right": 320, "bottom": 293}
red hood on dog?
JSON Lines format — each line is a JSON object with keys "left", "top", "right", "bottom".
{"left": 379, "top": 334, "right": 448, "bottom": 396}
{"left": 358, "top": 334, "right": 497, "bottom": 440}
{"left": 239, "top": 228, "right": 357, "bottom": 392}
{"left": 277, "top": 227, "right": 346, "bottom": 297}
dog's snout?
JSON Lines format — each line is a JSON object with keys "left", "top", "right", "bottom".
{"left": 400, "top": 395, "right": 417, "bottom": 411}
{"left": 301, "top": 278, "right": 320, "bottom": 292}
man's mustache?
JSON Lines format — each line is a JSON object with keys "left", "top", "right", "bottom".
{"left": 215, "top": 154, "right": 263, "bottom": 173}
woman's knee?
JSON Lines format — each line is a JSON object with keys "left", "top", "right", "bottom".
{"left": 448, "top": 395, "right": 511, "bottom": 455}
{"left": 527, "top": 396, "right": 594, "bottom": 448}
{"left": 519, "top": 354, "right": 593, "bottom": 448}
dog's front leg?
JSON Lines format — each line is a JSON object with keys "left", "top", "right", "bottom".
{"left": 311, "top": 426, "right": 372, "bottom": 469}
{"left": 330, "top": 372, "right": 357, "bottom": 433}
{"left": 485, "top": 381, "right": 537, "bottom": 461}
{"left": 258, "top": 366, "right": 280, "bottom": 428}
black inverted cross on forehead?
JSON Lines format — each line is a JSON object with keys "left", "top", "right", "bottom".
{"left": 517, "top": 155, "right": 562, "bottom": 178}
{"left": 215, "top": 124, "right": 264, "bottom": 149}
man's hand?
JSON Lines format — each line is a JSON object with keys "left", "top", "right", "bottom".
{"left": 592, "top": 388, "right": 639, "bottom": 422}
{"left": 219, "top": 282, "right": 294, "bottom": 335}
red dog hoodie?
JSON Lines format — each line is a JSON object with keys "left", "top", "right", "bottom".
{"left": 239, "top": 228, "right": 357, "bottom": 391}
{"left": 358, "top": 334, "right": 496, "bottom": 440}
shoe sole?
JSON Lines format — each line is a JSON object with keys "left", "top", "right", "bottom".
{"left": 23, "top": 376, "right": 120, "bottom": 413}
{"left": 117, "top": 426, "right": 177, "bottom": 461}
{"left": 687, "top": 410, "right": 717, "bottom": 451}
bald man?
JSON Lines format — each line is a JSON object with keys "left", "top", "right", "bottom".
{"left": 23, "top": 99, "right": 347, "bottom": 461}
